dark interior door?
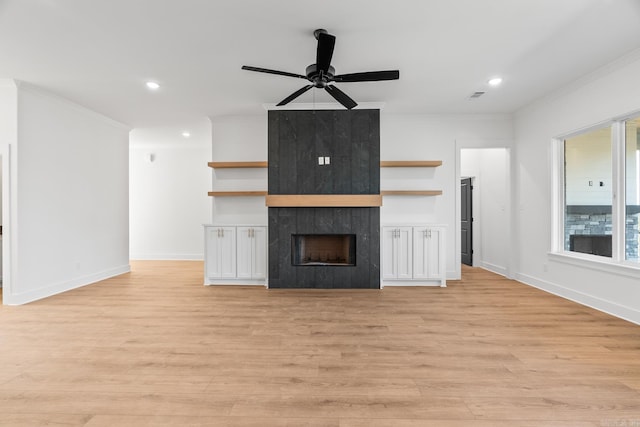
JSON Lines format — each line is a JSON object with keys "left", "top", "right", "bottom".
{"left": 461, "top": 178, "right": 473, "bottom": 266}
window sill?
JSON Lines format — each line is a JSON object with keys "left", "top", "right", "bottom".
{"left": 548, "top": 252, "right": 640, "bottom": 279}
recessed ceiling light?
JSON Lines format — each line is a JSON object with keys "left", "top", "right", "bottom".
{"left": 145, "top": 81, "right": 160, "bottom": 90}
{"left": 488, "top": 77, "right": 503, "bottom": 87}
{"left": 182, "top": 131, "right": 191, "bottom": 138}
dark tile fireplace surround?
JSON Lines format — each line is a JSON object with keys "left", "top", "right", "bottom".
{"left": 267, "top": 109, "right": 380, "bottom": 289}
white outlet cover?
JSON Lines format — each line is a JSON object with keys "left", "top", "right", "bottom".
{"left": 325, "top": 156, "right": 330, "bottom": 165}
{"left": 318, "top": 157, "right": 324, "bottom": 165}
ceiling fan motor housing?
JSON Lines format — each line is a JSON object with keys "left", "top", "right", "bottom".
{"left": 306, "top": 64, "right": 335, "bottom": 88}
{"left": 313, "top": 28, "right": 328, "bottom": 39}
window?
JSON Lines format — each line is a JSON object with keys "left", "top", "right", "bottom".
{"left": 625, "top": 118, "right": 640, "bottom": 262}
{"left": 564, "top": 125, "right": 613, "bottom": 257}
{"left": 555, "top": 116, "right": 640, "bottom": 267}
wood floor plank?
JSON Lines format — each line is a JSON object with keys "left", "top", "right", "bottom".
{"left": 84, "top": 415, "right": 340, "bottom": 427}
{"left": 229, "top": 395, "right": 474, "bottom": 419}
{"left": 0, "top": 414, "right": 92, "bottom": 427}
{"left": 0, "top": 261, "right": 638, "bottom": 424}
{"left": 465, "top": 395, "right": 640, "bottom": 421}
{"left": 340, "top": 420, "right": 599, "bottom": 427}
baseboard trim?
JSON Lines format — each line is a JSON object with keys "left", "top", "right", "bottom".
{"left": 205, "top": 280, "right": 266, "bottom": 286}
{"left": 4, "top": 264, "right": 131, "bottom": 305}
{"left": 516, "top": 273, "right": 640, "bottom": 326}
{"left": 130, "top": 254, "right": 204, "bottom": 261}
{"left": 481, "top": 262, "right": 508, "bottom": 277}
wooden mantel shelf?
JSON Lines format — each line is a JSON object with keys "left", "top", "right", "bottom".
{"left": 208, "top": 191, "right": 268, "bottom": 197}
{"left": 381, "top": 190, "right": 443, "bottom": 196}
{"left": 208, "top": 160, "right": 442, "bottom": 168}
{"left": 266, "top": 194, "right": 382, "bottom": 207}
{"left": 380, "top": 160, "right": 442, "bottom": 167}
{"left": 208, "top": 161, "right": 268, "bottom": 168}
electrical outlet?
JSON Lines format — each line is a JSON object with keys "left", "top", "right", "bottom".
{"left": 324, "top": 156, "right": 330, "bottom": 165}
{"left": 318, "top": 156, "right": 324, "bottom": 165}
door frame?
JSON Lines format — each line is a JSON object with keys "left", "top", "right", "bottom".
{"left": 454, "top": 139, "right": 514, "bottom": 280}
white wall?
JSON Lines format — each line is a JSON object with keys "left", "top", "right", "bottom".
{"left": 211, "top": 115, "right": 268, "bottom": 225}
{"left": 0, "top": 80, "right": 18, "bottom": 292}
{"left": 381, "top": 114, "right": 513, "bottom": 279}
{"left": 129, "top": 119, "right": 212, "bottom": 259}
{"left": 514, "top": 49, "right": 640, "bottom": 324}
{"left": 2, "top": 82, "right": 130, "bottom": 305}
{"left": 461, "top": 148, "right": 509, "bottom": 275}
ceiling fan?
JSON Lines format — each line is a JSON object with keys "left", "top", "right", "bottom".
{"left": 242, "top": 29, "right": 399, "bottom": 110}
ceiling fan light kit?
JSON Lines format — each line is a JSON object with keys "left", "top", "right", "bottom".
{"left": 242, "top": 29, "right": 399, "bottom": 109}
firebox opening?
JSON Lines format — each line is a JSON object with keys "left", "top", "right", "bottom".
{"left": 292, "top": 234, "right": 356, "bottom": 266}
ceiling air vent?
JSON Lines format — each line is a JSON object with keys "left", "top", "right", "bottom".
{"left": 469, "top": 91, "right": 485, "bottom": 99}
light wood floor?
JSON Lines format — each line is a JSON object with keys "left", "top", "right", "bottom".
{"left": 1, "top": 262, "right": 639, "bottom": 426}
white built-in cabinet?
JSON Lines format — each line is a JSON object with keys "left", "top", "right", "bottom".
{"left": 382, "top": 225, "right": 446, "bottom": 287}
{"left": 204, "top": 225, "right": 267, "bottom": 285}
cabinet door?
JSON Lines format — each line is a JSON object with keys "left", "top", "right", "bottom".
{"left": 237, "top": 227, "right": 267, "bottom": 280}
{"left": 205, "top": 227, "right": 217, "bottom": 279}
{"left": 382, "top": 227, "right": 412, "bottom": 280}
{"left": 425, "top": 227, "right": 444, "bottom": 280}
{"left": 413, "top": 227, "right": 445, "bottom": 280}
{"left": 251, "top": 227, "right": 267, "bottom": 280}
{"left": 412, "top": 227, "right": 429, "bottom": 279}
{"left": 381, "top": 227, "right": 398, "bottom": 280}
{"left": 236, "top": 227, "right": 253, "bottom": 279}
{"left": 396, "top": 227, "right": 413, "bottom": 280}
{"left": 206, "top": 226, "right": 236, "bottom": 279}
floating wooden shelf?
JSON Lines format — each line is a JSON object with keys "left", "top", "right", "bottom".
{"left": 381, "top": 190, "right": 443, "bottom": 196}
{"left": 266, "top": 194, "right": 382, "bottom": 207}
{"left": 208, "top": 191, "right": 268, "bottom": 197}
{"left": 208, "top": 161, "right": 268, "bottom": 168}
{"left": 380, "top": 160, "right": 442, "bottom": 167}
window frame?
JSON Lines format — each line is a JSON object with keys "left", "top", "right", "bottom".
{"left": 551, "top": 116, "right": 640, "bottom": 276}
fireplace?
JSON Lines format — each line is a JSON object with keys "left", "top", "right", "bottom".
{"left": 267, "top": 109, "right": 380, "bottom": 288}
{"left": 292, "top": 234, "right": 356, "bottom": 266}
{"left": 268, "top": 207, "right": 379, "bottom": 288}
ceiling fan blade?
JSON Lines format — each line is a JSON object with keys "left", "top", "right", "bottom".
{"left": 316, "top": 32, "right": 336, "bottom": 74}
{"left": 333, "top": 70, "right": 400, "bottom": 82}
{"left": 324, "top": 85, "right": 357, "bottom": 110}
{"left": 276, "top": 85, "right": 314, "bottom": 106}
{"left": 241, "top": 65, "right": 307, "bottom": 80}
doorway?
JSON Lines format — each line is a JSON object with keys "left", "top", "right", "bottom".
{"left": 459, "top": 147, "right": 510, "bottom": 277}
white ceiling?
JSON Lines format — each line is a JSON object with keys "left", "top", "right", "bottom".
{"left": 1, "top": 0, "right": 640, "bottom": 129}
